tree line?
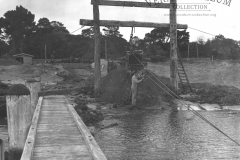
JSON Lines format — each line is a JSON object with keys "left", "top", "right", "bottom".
{"left": 0, "top": 5, "right": 239, "bottom": 61}
{"left": 0, "top": 6, "right": 128, "bottom": 59}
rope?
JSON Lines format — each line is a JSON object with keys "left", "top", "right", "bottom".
{"left": 71, "top": 25, "right": 85, "bottom": 34}
{"left": 128, "top": 45, "right": 240, "bottom": 146}
{"left": 129, "top": 27, "right": 135, "bottom": 52}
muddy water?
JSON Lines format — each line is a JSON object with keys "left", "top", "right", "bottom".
{"left": 0, "top": 117, "right": 8, "bottom": 160}
{"left": 95, "top": 109, "right": 240, "bottom": 160}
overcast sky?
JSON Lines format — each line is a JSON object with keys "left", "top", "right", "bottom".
{"left": 0, "top": 0, "right": 239, "bottom": 42}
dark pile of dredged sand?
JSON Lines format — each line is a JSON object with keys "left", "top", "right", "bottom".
{"left": 98, "top": 69, "right": 173, "bottom": 107}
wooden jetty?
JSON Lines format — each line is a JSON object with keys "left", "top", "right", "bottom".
{"left": 21, "top": 95, "right": 106, "bottom": 160}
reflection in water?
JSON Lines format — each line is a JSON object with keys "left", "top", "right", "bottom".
{"left": 168, "top": 111, "right": 182, "bottom": 136}
{"left": 95, "top": 110, "right": 240, "bottom": 160}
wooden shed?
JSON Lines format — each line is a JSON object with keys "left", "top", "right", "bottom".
{"left": 12, "top": 53, "right": 34, "bottom": 64}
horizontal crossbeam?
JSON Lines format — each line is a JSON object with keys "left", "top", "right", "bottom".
{"left": 91, "top": 0, "right": 170, "bottom": 8}
{"left": 80, "top": 19, "right": 188, "bottom": 29}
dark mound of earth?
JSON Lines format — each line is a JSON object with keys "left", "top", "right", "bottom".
{"left": 98, "top": 69, "right": 174, "bottom": 107}
{"left": 187, "top": 83, "right": 240, "bottom": 106}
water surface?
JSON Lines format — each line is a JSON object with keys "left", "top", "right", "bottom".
{"left": 95, "top": 109, "right": 240, "bottom": 160}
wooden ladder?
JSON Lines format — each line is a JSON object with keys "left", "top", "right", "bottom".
{"left": 177, "top": 49, "right": 192, "bottom": 93}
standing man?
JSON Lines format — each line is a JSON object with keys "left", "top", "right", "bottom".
{"left": 131, "top": 70, "right": 144, "bottom": 108}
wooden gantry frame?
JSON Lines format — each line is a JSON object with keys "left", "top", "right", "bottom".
{"left": 80, "top": 0, "right": 188, "bottom": 94}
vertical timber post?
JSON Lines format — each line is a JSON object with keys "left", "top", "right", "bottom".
{"left": 105, "top": 39, "right": 108, "bottom": 60}
{"left": 25, "top": 78, "right": 41, "bottom": 115}
{"left": 196, "top": 42, "right": 199, "bottom": 58}
{"left": 93, "top": 0, "right": 101, "bottom": 97}
{"left": 0, "top": 140, "right": 3, "bottom": 160}
{"left": 6, "top": 84, "right": 31, "bottom": 160}
{"left": 44, "top": 44, "right": 47, "bottom": 63}
{"left": 170, "top": 0, "right": 178, "bottom": 94}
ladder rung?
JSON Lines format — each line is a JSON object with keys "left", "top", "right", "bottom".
{"left": 178, "top": 73, "right": 185, "bottom": 75}
{"left": 181, "top": 81, "right": 188, "bottom": 84}
{"left": 181, "top": 81, "right": 189, "bottom": 84}
{"left": 181, "top": 77, "right": 188, "bottom": 80}
{"left": 178, "top": 74, "right": 186, "bottom": 76}
{"left": 178, "top": 70, "right": 185, "bottom": 72}
{"left": 178, "top": 68, "right": 184, "bottom": 70}
{"left": 179, "top": 77, "right": 187, "bottom": 80}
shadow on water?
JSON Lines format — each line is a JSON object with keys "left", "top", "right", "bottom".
{"left": 95, "top": 109, "right": 240, "bottom": 160}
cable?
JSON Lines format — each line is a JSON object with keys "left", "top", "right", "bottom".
{"left": 129, "top": 27, "right": 135, "bottom": 53}
{"left": 137, "top": 27, "right": 240, "bottom": 145}
{"left": 71, "top": 25, "right": 85, "bottom": 34}
{"left": 125, "top": 24, "right": 239, "bottom": 145}
{"left": 129, "top": 50, "right": 240, "bottom": 146}
{"left": 188, "top": 27, "right": 218, "bottom": 38}
{"left": 188, "top": 26, "right": 228, "bottom": 57}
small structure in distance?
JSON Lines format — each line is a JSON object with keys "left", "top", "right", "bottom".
{"left": 12, "top": 53, "right": 34, "bottom": 64}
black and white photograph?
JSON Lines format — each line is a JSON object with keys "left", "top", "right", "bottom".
{"left": 0, "top": 0, "right": 240, "bottom": 159}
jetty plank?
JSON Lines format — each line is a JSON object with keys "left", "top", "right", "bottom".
{"left": 66, "top": 98, "right": 107, "bottom": 160}
{"left": 21, "top": 95, "right": 106, "bottom": 160}
{"left": 21, "top": 97, "right": 44, "bottom": 160}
